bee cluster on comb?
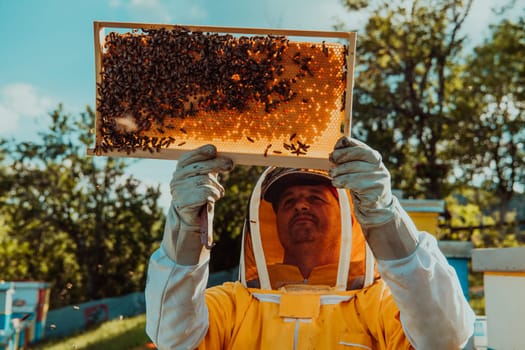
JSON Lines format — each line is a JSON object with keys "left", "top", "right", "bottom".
{"left": 92, "top": 23, "right": 354, "bottom": 167}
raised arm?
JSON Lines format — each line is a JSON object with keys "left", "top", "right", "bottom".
{"left": 145, "top": 144, "right": 233, "bottom": 350}
{"left": 329, "top": 136, "right": 475, "bottom": 349}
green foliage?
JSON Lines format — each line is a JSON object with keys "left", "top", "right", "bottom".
{"left": 0, "top": 106, "right": 165, "bottom": 308}
{"left": 442, "top": 188, "right": 521, "bottom": 247}
{"left": 346, "top": 0, "right": 474, "bottom": 199}
{"left": 341, "top": 0, "right": 369, "bottom": 11}
{"left": 337, "top": 0, "right": 524, "bottom": 241}
{"left": 450, "top": 18, "right": 525, "bottom": 226}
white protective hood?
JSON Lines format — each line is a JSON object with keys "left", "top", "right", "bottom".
{"left": 238, "top": 166, "right": 377, "bottom": 291}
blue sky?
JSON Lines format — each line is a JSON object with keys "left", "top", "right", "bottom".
{"left": 0, "top": 0, "right": 523, "bottom": 208}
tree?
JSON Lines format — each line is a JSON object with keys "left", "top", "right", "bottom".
{"left": 451, "top": 18, "right": 525, "bottom": 230}
{"left": 341, "top": 0, "right": 473, "bottom": 199}
{"left": 1, "top": 105, "right": 165, "bottom": 308}
{"left": 442, "top": 187, "right": 520, "bottom": 247}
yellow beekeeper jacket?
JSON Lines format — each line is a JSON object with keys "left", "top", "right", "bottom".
{"left": 146, "top": 168, "right": 475, "bottom": 350}
{"left": 200, "top": 279, "right": 411, "bottom": 349}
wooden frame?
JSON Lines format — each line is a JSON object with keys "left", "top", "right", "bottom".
{"left": 88, "top": 21, "right": 356, "bottom": 170}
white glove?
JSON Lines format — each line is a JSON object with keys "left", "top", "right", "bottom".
{"left": 329, "top": 136, "right": 419, "bottom": 260}
{"left": 162, "top": 144, "right": 233, "bottom": 265}
{"left": 328, "top": 136, "right": 394, "bottom": 227}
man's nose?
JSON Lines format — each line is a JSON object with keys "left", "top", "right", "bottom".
{"left": 294, "top": 197, "right": 309, "bottom": 211}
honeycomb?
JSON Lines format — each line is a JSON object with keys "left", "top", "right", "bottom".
{"left": 92, "top": 23, "right": 354, "bottom": 166}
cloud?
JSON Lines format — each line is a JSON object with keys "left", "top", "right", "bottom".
{"left": 0, "top": 83, "right": 56, "bottom": 135}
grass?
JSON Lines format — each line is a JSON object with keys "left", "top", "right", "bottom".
{"left": 29, "top": 314, "right": 155, "bottom": 350}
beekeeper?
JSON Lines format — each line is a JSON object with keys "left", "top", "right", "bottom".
{"left": 145, "top": 136, "right": 475, "bottom": 349}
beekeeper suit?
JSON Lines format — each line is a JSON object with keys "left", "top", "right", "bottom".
{"left": 145, "top": 137, "right": 475, "bottom": 350}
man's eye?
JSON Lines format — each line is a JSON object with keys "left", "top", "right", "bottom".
{"left": 281, "top": 198, "right": 295, "bottom": 209}
{"left": 309, "top": 196, "right": 327, "bottom": 203}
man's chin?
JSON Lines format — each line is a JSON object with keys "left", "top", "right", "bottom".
{"left": 289, "top": 220, "right": 316, "bottom": 231}
{"left": 289, "top": 231, "right": 318, "bottom": 244}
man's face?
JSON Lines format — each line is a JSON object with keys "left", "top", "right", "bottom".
{"left": 275, "top": 184, "right": 341, "bottom": 252}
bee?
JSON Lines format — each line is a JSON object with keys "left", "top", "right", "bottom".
{"left": 263, "top": 144, "right": 272, "bottom": 157}
{"left": 322, "top": 41, "right": 328, "bottom": 57}
{"left": 292, "top": 149, "right": 307, "bottom": 156}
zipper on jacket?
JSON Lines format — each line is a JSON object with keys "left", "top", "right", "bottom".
{"left": 283, "top": 317, "right": 312, "bottom": 349}
{"left": 293, "top": 319, "right": 299, "bottom": 350}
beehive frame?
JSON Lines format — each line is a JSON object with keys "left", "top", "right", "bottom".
{"left": 88, "top": 21, "right": 356, "bottom": 169}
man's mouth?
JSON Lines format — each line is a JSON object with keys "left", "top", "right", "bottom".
{"left": 291, "top": 214, "right": 316, "bottom": 226}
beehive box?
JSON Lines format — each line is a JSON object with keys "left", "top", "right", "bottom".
{"left": 88, "top": 21, "right": 357, "bottom": 169}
